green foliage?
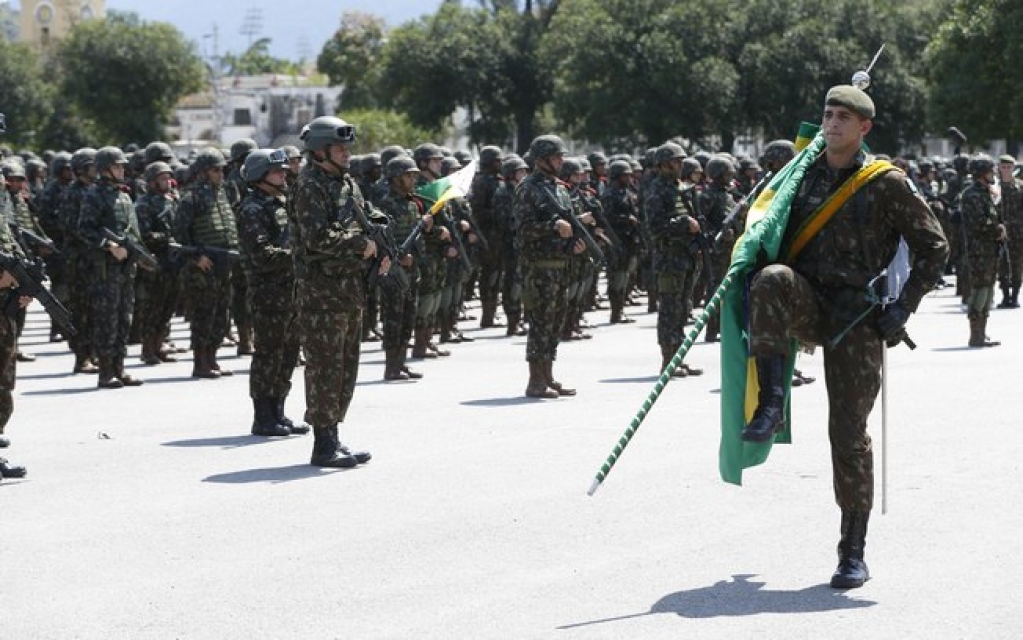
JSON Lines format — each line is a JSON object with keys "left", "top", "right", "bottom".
{"left": 222, "top": 38, "right": 302, "bottom": 76}
{"left": 55, "top": 12, "right": 206, "bottom": 145}
{"left": 343, "top": 108, "right": 441, "bottom": 154}
{"left": 925, "top": 0, "right": 1022, "bottom": 144}
{"left": 317, "top": 12, "right": 387, "bottom": 110}
{"left": 0, "top": 40, "right": 52, "bottom": 147}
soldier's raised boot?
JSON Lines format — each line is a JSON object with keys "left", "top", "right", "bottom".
{"left": 525, "top": 360, "right": 558, "bottom": 399}
{"left": 741, "top": 353, "right": 786, "bottom": 442}
{"left": 252, "top": 397, "right": 290, "bottom": 437}
{"left": 830, "top": 510, "right": 870, "bottom": 589}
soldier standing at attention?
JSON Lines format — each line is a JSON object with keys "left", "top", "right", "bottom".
{"left": 515, "top": 135, "right": 585, "bottom": 399}
{"left": 175, "top": 148, "right": 239, "bottom": 379}
{"left": 377, "top": 155, "right": 431, "bottom": 381}
{"left": 237, "top": 149, "right": 310, "bottom": 438}
{"left": 738, "top": 85, "right": 947, "bottom": 588}
{"left": 289, "top": 116, "right": 375, "bottom": 468}
{"left": 77, "top": 147, "right": 146, "bottom": 389}
{"left": 471, "top": 146, "right": 506, "bottom": 329}
{"left": 699, "top": 155, "right": 740, "bottom": 342}
{"left": 134, "top": 162, "right": 181, "bottom": 366}
{"left": 645, "top": 142, "right": 704, "bottom": 378}
{"left": 602, "top": 160, "right": 641, "bottom": 324}
{"left": 960, "top": 154, "right": 1004, "bottom": 347}
{"left": 996, "top": 155, "right": 1022, "bottom": 308}
{"left": 59, "top": 148, "right": 99, "bottom": 374}
{"left": 496, "top": 154, "right": 529, "bottom": 337}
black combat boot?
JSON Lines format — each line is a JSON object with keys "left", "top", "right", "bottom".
{"left": 398, "top": 346, "right": 423, "bottom": 380}
{"left": 274, "top": 396, "right": 309, "bottom": 435}
{"left": 251, "top": 398, "right": 291, "bottom": 437}
{"left": 830, "top": 510, "right": 870, "bottom": 589}
{"left": 384, "top": 347, "right": 409, "bottom": 380}
{"left": 116, "top": 355, "right": 144, "bottom": 386}
{"left": 1011, "top": 286, "right": 1021, "bottom": 308}
{"left": 209, "top": 347, "right": 233, "bottom": 376}
{"left": 310, "top": 427, "right": 357, "bottom": 468}
{"left": 0, "top": 435, "right": 9, "bottom": 448}
{"left": 740, "top": 353, "right": 786, "bottom": 442}
{"left": 979, "top": 313, "right": 1000, "bottom": 347}
{"left": 661, "top": 344, "right": 687, "bottom": 378}
{"left": 334, "top": 427, "right": 372, "bottom": 464}
{"left": 0, "top": 457, "right": 27, "bottom": 479}
{"left": 191, "top": 346, "right": 221, "bottom": 379}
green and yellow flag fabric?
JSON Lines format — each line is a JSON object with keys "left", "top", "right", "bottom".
{"left": 717, "top": 127, "right": 826, "bottom": 485}
{"left": 414, "top": 160, "right": 477, "bottom": 215}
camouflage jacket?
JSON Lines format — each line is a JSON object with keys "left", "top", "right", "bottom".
{"left": 601, "top": 183, "right": 641, "bottom": 245}
{"left": 134, "top": 191, "right": 178, "bottom": 257}
{"left": 36, "top": 178, "right": 71, "bottom": 245}
{"left": 698, "top": 183, "right": 737, "bottom": 238}
{"left": 469, "top": 172, "right": 504, "bottom": 242}
{"left": 77, "top": 177, "right": 142, "bottom": 265}
{"left": 514, "top": 171, "right": 574, "bottom": 263}
{"left": 377, "top": 186, "right": 426, "bottom": 260}
{"left": 57, "top": 179, "right": 92, "bottom": 252}
{"left": 237, "top": 188, "right": 294, "bottom": 306}
{"left": 1000, "top": 178, "right": 1023, "bottom": 241}
{"left": 960, "top": 181, "right": 1002, "bottom": 261}
{"left": 493, "top": 181, "right": 519, "bottom": 251}
{"left": 175, "top": 180, "right": 239, "bottom": 250}
{"left": 288, "top": 163, "right": 382, "bottom": 311}
{"left": 644, "top": 173, "right": 699, "bottom": 270}
{"left": 782, "top": 151, "right": 948, "bottom": 313}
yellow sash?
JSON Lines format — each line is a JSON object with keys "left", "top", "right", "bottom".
{"left": 783, "top": 159, "right": 896, "bottom": 262}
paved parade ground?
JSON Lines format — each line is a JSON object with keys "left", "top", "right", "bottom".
{"left": 1, "top": 281, "right": 1020, "bottom": 639}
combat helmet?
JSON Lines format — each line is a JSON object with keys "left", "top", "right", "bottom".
{"left": 559, "top": 157, "right": 583, "bottom": 180}
{"left": 242, "top": 148, "right": 289, "bottom": 183}
{"left": 94, "top": 146, "right": 129, "bottom": 173}
{"left": 299, "top": 116, "right": 357, "bottom": 152}
{"left": 50, "top": 151, "right": 73, "bottom": 176}
{"left": 528, "top": 135, "right": 568, "bottom": 160}
{"left": 412, "top": 143, "right": 444, "bottom": 165}
{"left": 229, "top": 138, "right": 258, "bottom": 164}
{"left": 968, "top": 153, "right": 994, "bottom": 177}
{"left": 144, "top": 161, "right": 174, "bottom": 184}
{"left": 144, "top": 141, "right": 175, "bottom": 165}
{"left": 653, "top": 142, "right": 686, "bottom": 166}
{"left": 385, "top": 155, "right": 419, "bottom": 180}
{"left": 192, "top": 147, "right": 227, "bottom": 173}
{"left": 501, "top": 154, "right": 528, "bottom": 179}
{"left": 479, "top": 145, "right": 503, "bottom": 170}
{"left": 608, "top": 159, "right": 633, "bottom": 180}
{"left": 706, "top": 155, "right": 735, "bottom": 181}
{"left": 760, "top": 140, "right": 796, "bottom": 171}
{"left": 70, "top": 147, "right": 98, "bottom": 175}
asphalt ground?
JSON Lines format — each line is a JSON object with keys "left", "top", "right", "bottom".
{"left": 1, "top": 279, "right": 1020, "bottom": 639}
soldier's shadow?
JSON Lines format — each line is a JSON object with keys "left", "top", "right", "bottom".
{"left": 600, "top": 375, "right": 660, "bottom": 384}
{"left": 162, "top": 435, "right": 295, "bottom": 449}
{"left": 558, "top": 574, "right": 875, "bottom": 629}
{"left": 203, "top": 464, "right": 353, "bottom": 484}
{"left": 462, "top": 397, "right": 565, "bottom": 406}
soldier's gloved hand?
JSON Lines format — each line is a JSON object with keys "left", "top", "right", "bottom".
{"left": 876, "top": 302, "right": 910, "bottom": 347}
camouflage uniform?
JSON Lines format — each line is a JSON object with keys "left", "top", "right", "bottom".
{"left": 645, "top": 174, "right": 700, "bottom": 355}
{"left": 470, "top": 170, "right": 505, "bottom": 327}
{"left": 748, "top": 151, "right": 948, "bottom": 511}
{"left": 376, "top": 183, "right": 425, "bottom": 377}
{"left": 412, "top": 173, "right": 453, "bottom": 357}
{"left": 134, "top": 184, "right": 180, "bottom": 362}
{"left": 289, "top": 162, "right": 380, "bottom": 428}
{"left": 237, "top": 187, "right": 298, "bottom": 401}
{"left": 961, "top": 180, "right": 1001, "bottom": 317}
{"left": 601, "top": 179, "right": 641, "bottom": 323}
{"left": 77, "top": 175, "right": 143, "bottom": 383}
{"left": 998, "top": 176, "right": 1023, "bottom": 301}
{"left": 58, "top": 177, "right": 97, "bottom": 371}
{"left": 698, "top": 182, "right": 738, "bottom": 340}
{"left": 175, "top": 178, "right": 238, "bottom": 361}
{"left": 0, "top": 218, "right": 26, "bottom": 446}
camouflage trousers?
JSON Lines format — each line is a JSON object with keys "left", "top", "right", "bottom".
{"left": 135, "top": 267, "right": 180, "bottom": 342}
{"left": 439, "top": 261, "right": 467, "bottom": 322}
{"left": 656, "top": 267, "right": 697, "bottom": 347}
{"left": 998, "top": 232, "right": 1023, "bottom": 288}
{"left": 607, "top": 252, "right": 638, "bottom": 309}
{"left": 704, "top": 245, "right": 733, "bottom": 337}
{"left": 478, "top": 245, "right": 503, "bottom": 311}
{"left": 381, "top": 264, "right": 419, "bottom": 351}
{"left": 522, "top": 262, "right": 567, "bottom": 362}
{"left": 968, "top": 251, "right": 998, "bottom": 314}
{"left": 183, "top": 264, "right": 232, "bottom": 350}
{"left": 749, "top": 264, "right": 879, "bottom": 512}
{"left": 231, "top": 262, "right": 251, "bottom": 341}
{"left": 249, "top": 306, "right": 299, "bottom": 399}
{"left": 0, "top": 310, "right": 17, "bottom": 433}
{"left": 66, "top": 251, "right": 95, "bottom": 360}
{"left": 501, "top": 244, "right": 522, "bottom": 318}
{"left": 89, "top": 261, "right": 136, "bottom": 359}
{"left": 298, "top": 307, "right": 362, "bottom": 428}
{"left": 415, "top": 254, "right": 446, "bottom": 327}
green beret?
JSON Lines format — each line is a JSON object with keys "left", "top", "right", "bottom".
{"left": 999, "top": 154, "right": 1016, "bottom": 164}
{"left": 825, "top": 85, "right": 875, "bottom": 120}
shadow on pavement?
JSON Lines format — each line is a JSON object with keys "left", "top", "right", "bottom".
{"left": 930, "top": 346, "right": 976, "bottom": 352}
{"left": 163, "top": 435, "right": 296, "bottom": 449}
{"left": 203, "top": 463, "right": 351, "bottom": 484}
{"left": 21, "top": 387, "right": 98, "bottom": 396}
{"left": 462, "top": 397, "right": 559, "bottom": 407}
{"left": 600, "top": 375, "right": 660, "bottom": 384}
{"left": 557, "top": 574, "right": 875, "bottom": 629}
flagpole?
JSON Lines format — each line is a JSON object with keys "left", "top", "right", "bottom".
{"left": 586, "top": 271, "right": 735, "bottom": 496}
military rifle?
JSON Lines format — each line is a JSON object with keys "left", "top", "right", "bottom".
{"left": 102, "top": 227, "right": 159, "bottom": 271}
{"left": 0, "top": 250, "right": 76, "bottom": 337}
{"left": 713, "top": 171, "right": 773, "bottom": 249}
{"left": 440, "top": 210, "right": 473, "bottom": 272}
{"left": 346, "top": 198, "right": 409, "bottom": 294}
{"left": 538, "top": 183, "right": 607, "bottom": 268}
{"left": 167, "top": 242, "right": 240, "bottom": 275}
{"left": 10, "top": 224, "right": 59, "bottom": 256}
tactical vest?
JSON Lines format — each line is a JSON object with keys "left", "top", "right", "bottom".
{"left": 190, "top": 182, "right": 239, "bottom": 248}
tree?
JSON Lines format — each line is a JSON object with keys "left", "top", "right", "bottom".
{"left": 317, "top": 12, "right": 388, "bottom": 110}
{"left": 221, "top": 37, "right": 300, "bottom": 76}
{"left": 344, "top": 108, "right": 441, "bottom": 154}
{"left": 925, "top": 0, "right": 1022, "bottom": 146}
{"left": 55, "top": 11, "right": 206, "bottom": 145}
{"left": 0, "top": 40, "right": 53, "bottom": 147}
{"left": 542, "top": 0, "right": 740, "bottom": 149}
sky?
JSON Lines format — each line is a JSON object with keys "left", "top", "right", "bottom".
{"left": 73, "top": 0, "right": 446, "bottom": 61}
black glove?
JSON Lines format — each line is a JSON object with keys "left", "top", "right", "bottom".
{"left": 876, "top": 302, "right": 911, "bottom": 347}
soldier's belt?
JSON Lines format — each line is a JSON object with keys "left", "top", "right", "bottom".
{"left": 529, "top": 259, "right": 568, "bottom": 269}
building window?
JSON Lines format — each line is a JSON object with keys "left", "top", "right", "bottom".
{"left": 234, "top": 109, "right": 252, "bottom": 126}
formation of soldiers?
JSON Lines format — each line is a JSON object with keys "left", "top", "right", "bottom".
{"left": 0, "top": 111, "right": 1018, "bottom": 480}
